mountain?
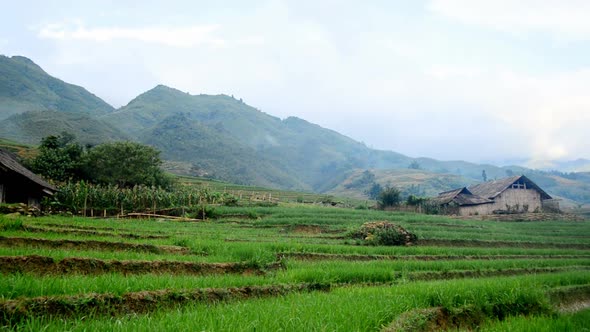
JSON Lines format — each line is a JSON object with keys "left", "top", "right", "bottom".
{"left": 0, "top": 110, "right": 128, "bottom": 145}
{"left": 140, "top": 113, "right": 306, "bottom": 189}
{"left": 329, "top": 169, "right": 473, "bottom": 199}
{"left": 1, "top": 55, "right": 589, "bottom": 205}
{"left": 536, "top": 159, "right": 590, "bottom": 173}
{"left": 0, "top": 55, "right": 125, "bottom": 145}
{"left": 0, "top": 55, "right": 115, "bottom": 119}
{"left": 104, "top": 85, "right": 414, "bottom": 191}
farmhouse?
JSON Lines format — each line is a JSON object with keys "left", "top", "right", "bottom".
{"left": 0, "top": 149, "right": 56, "bottom": 207}
{"left": 434, "top": 175, "right": 555, "bottom": 216}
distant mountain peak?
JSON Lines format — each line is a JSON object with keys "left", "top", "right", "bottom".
{"left": 0, "top": 54, "right": 115, "bottom": 121}
{"left": 5, "top": 55, "right": 45, "bottom": 72}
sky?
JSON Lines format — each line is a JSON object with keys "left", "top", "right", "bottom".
{"left": 1, "top": 0, "right": 590, "bottom": 166}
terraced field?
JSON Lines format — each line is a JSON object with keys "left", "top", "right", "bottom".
{"left": 1, "top": 205, "right": 589, "bottom": 331}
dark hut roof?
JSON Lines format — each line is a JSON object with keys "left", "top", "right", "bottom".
{"left": 435, "top": 187, "right": 470, "bottom": 205}
{"left": 0, "top": 149, "right": 56, "bottom": 193}
{"left": 468, "top": 175, "right": 551, "bottom": 200}
{"left": 434, "top": 187, "right": 493, "bottom": 206}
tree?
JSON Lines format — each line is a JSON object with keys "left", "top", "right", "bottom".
{"left": 365, "top": 182, "right": 382, "bottom": 200}
{"left": 408, "top": 160, "right": 421, "bottom": 170}
{"left": 83, "top": 142, "right": 173, "bottom": 188}
{"left": 377, "top": 186, "right": 402, "bottom": 209}
{"left": 27, "top": 133, "right": 84, "bottom": 182}
{"left": 482, "top": 170, "right": 487, "bottom": 182}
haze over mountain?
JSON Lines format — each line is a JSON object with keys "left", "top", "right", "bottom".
{"left": 0, "top": 55, "right": 126, "bottom": 145}
{"left": 1, "top": 55, "right": 589, "bottom": 205}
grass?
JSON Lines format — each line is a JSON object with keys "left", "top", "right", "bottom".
{"left": 9, "top": 273, "right": 590, "bottom": 331}
{"left": 1, "top": 204, "right": 589, "bottom": 330}
{"left": 480, "top": 308, "right": 590, "bottom": 331}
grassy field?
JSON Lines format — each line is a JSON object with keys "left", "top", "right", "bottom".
{"left": 1, "top": 204, "right": 589, "bottom": 331}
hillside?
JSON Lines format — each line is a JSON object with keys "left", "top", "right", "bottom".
{"left": 0, "top": 55, "right": 123, "bottom": 144}
{"left": 141, "top": 113, "right": 306, "bottom": 189}
{"left": 0, "top": 55, "right": 114, "bottom": 119}
{"left": 104, "top": 85, "right": 411, "bottom": 191}
{"left": 0, "top": 110, "right": 128, "bottom": 145}
{"left": 329, "top": 169, "right": 473, "bottom": 199}
{"left": 0, "top": 55, "right": 589, "bottom": 204}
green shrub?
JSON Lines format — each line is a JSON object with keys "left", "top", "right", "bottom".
{"left": 348, "top": 221, "right": 417, "bottom": 246}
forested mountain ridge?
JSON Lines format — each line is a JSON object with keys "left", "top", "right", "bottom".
{"left": 0, "top": 55, "right": 114, "bottom": 119}
{"left": 0, "top": 55, "right": 125, "bottom": 145}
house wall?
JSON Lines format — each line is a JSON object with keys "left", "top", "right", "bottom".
{"left": 1, "top": 172, "right": 45, "bottom": 206}
{"left": 458, "top": 188, "right": 542, "bottom": 216}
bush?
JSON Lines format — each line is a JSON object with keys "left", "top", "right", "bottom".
{"left": 377, "top": 186, "right": 402, "bottom": 209}
{"left": 348, "top": 221, "right": 417, "bottom": 246}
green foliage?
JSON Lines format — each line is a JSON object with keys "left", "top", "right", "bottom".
{"left": 377, "top": 186, "right": 402, "bottom": 209}
{"left": 348, "top": 221, "right": 417, "bottom": 246}
{"left": 365, "top": 182, "right": 382, "bottom": 200}
{"left": 47, "top": 182, "right": 230, "bottom": 215}
{"left": 0, "top": 55, "right": 114, "bottom": 119}
{"left": 406, "top": 194, "right": 428, "bottom": 206}
{"left": 83, "top": 141, "right": 173, "bottom": 188}
{"left": 344, "top": 170, "right": 375, "bottom": 189}
{"left": 0, "top": 216, "right": 23, "bottom": 231}
{"left": 408, "top": 160, "right": 421, "bottom": 169}
{"left": 26, "top": 133, "right": 84, "bottom": 182}
{"left": 26, "top": 134, "right": 173, "bottom": 189}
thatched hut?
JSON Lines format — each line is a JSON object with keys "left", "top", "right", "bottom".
{"left": 434, "top": 175, "right": 555, "bottom": 216}
{"left": 0, "top": 149, "right": 56, "bottom": 207}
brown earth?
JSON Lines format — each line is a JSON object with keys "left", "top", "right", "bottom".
{"left": 406, "top": 266, "right": 588, "bottom": 282}
{"left": 419, "top": 239, "right": 590, "bottom": 250}
{"left": 548, "top": 284, "right": 590, "bottom": 313}
{"left": 0, "top": 255, "right": 283, "bottom": 276}
{"left": 452, "top": 212, "right": 585, "bottom": 222}
{"left": 278, "top": 252, "right": 590, "bottom": 262}
{"left": 0, "top": 283, "right": 330, "bottom": 324}
{"left": 384, "top": 284, "right": 590, "bottom": 331}
{"left": 410, "top": 222, "right": 484, "bottom": 229}
{"left": 22, "top": 225, "right": 169, "bottom": 239}
{"left": 36, "top": 223, "right": 117, "bottom": 231}
{"left": 0, "top": 236, "right": 190, "bottom": 254}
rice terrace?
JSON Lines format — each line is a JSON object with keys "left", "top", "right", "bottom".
{"left": 1, "top": 189, "right": 589, "bottom": 331}
{"left": 2, "top": 2, "right": 590, "bottom": 331}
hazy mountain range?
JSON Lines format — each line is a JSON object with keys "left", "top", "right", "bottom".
{"left": 1, "top": 55, "right": 589, "bottom": 205}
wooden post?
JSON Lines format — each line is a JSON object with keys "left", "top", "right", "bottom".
{"left": 83, "top": 192, "right": 87, "bottom": 217}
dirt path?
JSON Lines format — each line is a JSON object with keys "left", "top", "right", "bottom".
{"left": 0, "top": 255, "right": 283, "bottom": 276}
{"left": 419, "top": 239, "right": 590, "bottom": 250}
{"left": 0, "top": 283, "right": 330, "bottom": 325}
{"left": 0, "top": 236, "right": 189, "bottom": 254}
{"left": 279, "top": 252, "right": 590, "bottom": 261}
{"left": 23, "top": 225, "right": 169, "bottom": 239}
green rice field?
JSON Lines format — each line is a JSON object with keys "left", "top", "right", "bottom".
{"left": 1, "top": 204, "right": 589, "bottom": 331}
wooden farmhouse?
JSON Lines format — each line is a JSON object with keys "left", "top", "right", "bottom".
{"left": 0, "top": 149, "right": 56, "bottom": 208}
{"left": 434, "top": 175, "right": 556, "bottom": 216}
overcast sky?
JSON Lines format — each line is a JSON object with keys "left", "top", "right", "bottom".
{"left": 2, "top": 0, "right": 590, "bottom": 165}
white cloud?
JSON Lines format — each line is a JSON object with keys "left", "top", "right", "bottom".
{"left": 428, "top": 0, "right": 590, "bottom": 40}
{"left": 419, "top": 65, "right": 590, "bottom": 161}
{"left": 25, "top": 2, "right": 590, "bottom": 163}
{"left": 38, "top": 21, "right": 229, "bottom": 48}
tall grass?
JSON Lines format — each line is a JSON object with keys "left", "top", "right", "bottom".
{"left": 11, "top": 272, "right": 589, "bottom": 331}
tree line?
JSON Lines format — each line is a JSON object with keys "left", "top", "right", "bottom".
{"left": 26, "top": 133, "right": 173, "bottom": 189}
